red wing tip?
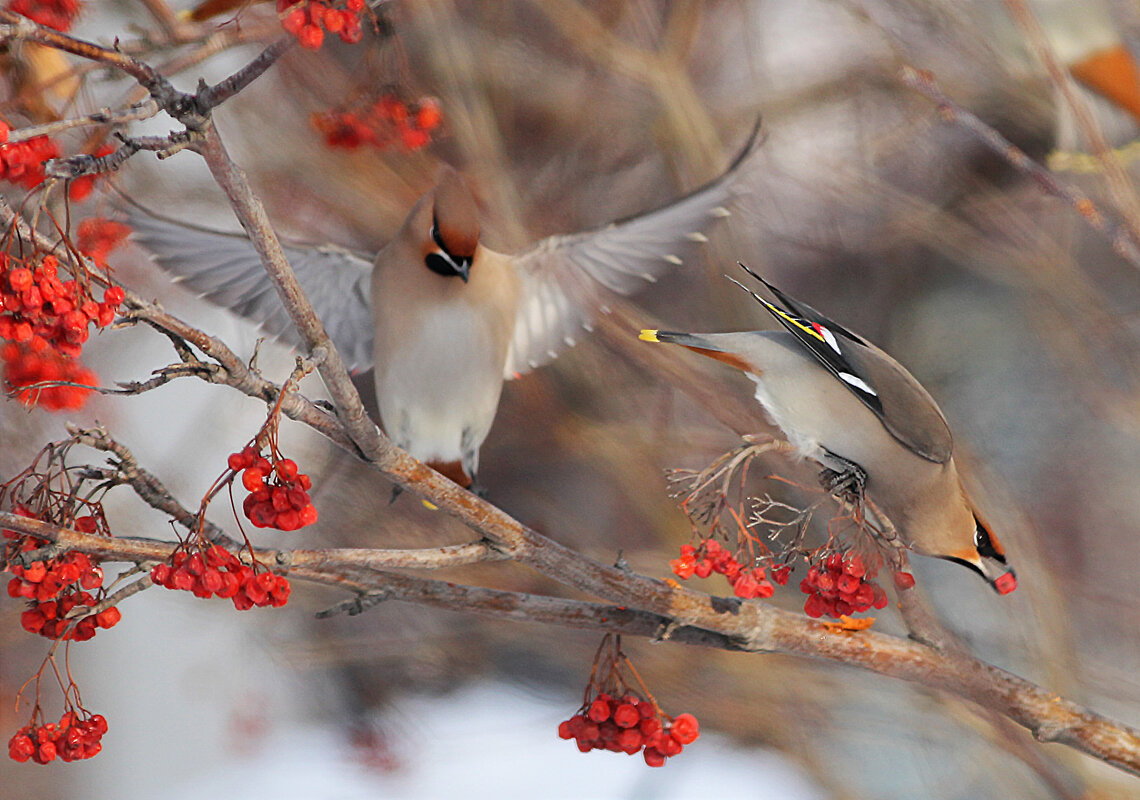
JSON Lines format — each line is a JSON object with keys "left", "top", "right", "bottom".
{"left": 994, "top": 572, "right": 1018, "bottom": 595}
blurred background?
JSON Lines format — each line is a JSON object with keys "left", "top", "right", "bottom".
{"left": 3, "top": 0, "right": 1140, "bottom": 797}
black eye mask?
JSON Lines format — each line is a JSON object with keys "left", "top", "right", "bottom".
{"left": 426, "top": 220, "right": 472, "bottom": 279}
{"left": 973, "top": 517, "right": 1005, "bottom": 563}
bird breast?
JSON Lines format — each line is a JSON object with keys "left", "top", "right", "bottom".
{"left": 370, "top": 248, "right": 519, "bottom": 463}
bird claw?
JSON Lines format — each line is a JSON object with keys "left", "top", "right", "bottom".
{"left": 818, "top": 456, "right": 866, "bottom": 505}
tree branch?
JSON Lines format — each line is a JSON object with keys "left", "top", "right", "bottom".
{"left": 3, "top": 507, "right": 1138, "bottom": 775}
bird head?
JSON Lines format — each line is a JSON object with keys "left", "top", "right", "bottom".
{"left": 423, "top": 165, "right": 479, "bottom": 282}
{"left": 940, "top": 512, "right": 1017, "bottom": 595}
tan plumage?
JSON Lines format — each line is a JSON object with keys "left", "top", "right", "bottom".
{"left": 641, "top": 267, "right": 1017, "bottom": 593}
{"left": 130, "top": 128, "right": 762, "bottom": 488}
{"left": 369, "top": 168, "right": 520, "bottom": 485}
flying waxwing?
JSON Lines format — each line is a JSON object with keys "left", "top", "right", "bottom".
{"left": 129, "top": 126, "right": 761, "bottom": 489}
{"left": 640, "top": 265, "right": 1017, "bottom": 594}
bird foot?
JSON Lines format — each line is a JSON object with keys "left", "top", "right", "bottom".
{"left": 818, "top": 454, "right": 866, "bottom": 505}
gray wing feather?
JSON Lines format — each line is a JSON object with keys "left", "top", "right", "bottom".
{"left": 129, "top": 211, "right": 376, "bottom": 372}
{"left": 505, "top": 123, "right": 762, "bottom": 378}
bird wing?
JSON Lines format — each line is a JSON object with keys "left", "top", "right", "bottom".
{"left": 732, "top": 265, "right": 953, "bottom": 464}
{"left": 503, "top": 121, "right": 763, "bottom": 378}
{"left": 128, "top": 210, "right": 376, "bottom": 372}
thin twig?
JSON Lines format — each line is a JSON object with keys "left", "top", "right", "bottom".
{"left": 6, "top": 99, "right": 160, "bottom": 143}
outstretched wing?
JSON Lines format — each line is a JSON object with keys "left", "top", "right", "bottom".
{"left": 129, "top": 210, "right": 376, "bottom": 372}
{"left": 732, "top": 264, "right": 953, "bottom": 464}
{"left": 503, "top": 121, "right": 764, "bottom": 378}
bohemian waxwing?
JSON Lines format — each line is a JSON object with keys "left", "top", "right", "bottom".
{"left": 130, "top": 126, "right": 761, "bottom": 489}
{"left": 640, "top": 265, "right": 1017, "bottom": 594}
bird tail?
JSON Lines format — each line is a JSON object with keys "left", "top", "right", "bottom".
{"left": 639, "top": 329, "right": 722, "bottom": 349}
{"left": 638, "top": 330, "right": 754, "bottom": 373}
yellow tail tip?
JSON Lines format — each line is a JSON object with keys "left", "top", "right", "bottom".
{"left": 638, "top": 329, "right": 660, "bottom": 342}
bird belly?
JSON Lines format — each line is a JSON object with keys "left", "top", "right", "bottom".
{"left": 374, "top": 303, "right": 507, "bottom": 466}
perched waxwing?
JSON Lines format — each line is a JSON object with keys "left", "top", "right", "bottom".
{"left": 129, "top": 125, "right": 761, "bottom": 489}
{"left": 640, "top": 265, "right": 1017, "bottom": 594}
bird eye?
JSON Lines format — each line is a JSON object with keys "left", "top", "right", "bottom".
{"left": 973, "top": 517, "right": 1005, "bottom": 562}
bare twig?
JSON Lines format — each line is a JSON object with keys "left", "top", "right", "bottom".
{"left": 5, "top": 99, "right": 160, "bottom": 143}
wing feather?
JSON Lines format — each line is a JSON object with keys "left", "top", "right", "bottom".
{"left": 504, "top": 121, "right": 763, "bottom": 378}
{"left": 734, "top": 266, "right": 953, "bottom": 463}
{"left": 129, "top": 211, "right": 376, "bottom": 372}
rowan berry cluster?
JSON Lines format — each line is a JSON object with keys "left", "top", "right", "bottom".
{"left": 0, "top": 133, "right": 60, "bottom": 190}
{"left": 1, "top": 341, "right": 96, "bottom": 409}
{"left": 799, "top": 553, "right": 889, "bottom": 619}
{"left": 311, "top": 95, "right": 442, "bottom": 151}
{"left": 150, "top": 543, "right": 291, "bottom": 610}
{"left": 3, "top": 507, "right": 118, "bottom": 640}
{"left": 1, "top": 253, "right": 123, "bottom": 355}
{"left": 558, "top": 693, "right": 700, "bottom": 768}
{"left": 560, "top": 634, "right": 698, "bottom": 767}
{"left": 670, "top": 537, "right": 778, "bottom": 599}
{"left": 0, "top": 250, "right": 123, "bottom": 409}
{"left": 278, "top": 0, "right": 364, "bottom": 49}
{"left": 228, "top": 446, "right": 318, "bottom": 531}
{"left": 8, "top": 711, "right": 107, "bottom": 764}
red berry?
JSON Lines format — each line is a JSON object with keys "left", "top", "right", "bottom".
{"left": 616, "top": 728, "right": 642, "bottom": 754}
{"left": 587, "top": 698, "right": 611, "bottom": 723}
{"left": 894, "top": 571, "right": 916, "bottom": 590}
{"left": 242, "top": 467, "right": 266, "bottom": 491}
{"left": 282, "top": 7, "right": 306, "bottom": 34}
{"left": 275, "top": 509, "right": 301, "bottom": 531}
{"left": 415, "top": 100, "right": 442, "bottom": 130}
{"left": 612, "top": 703, "right": 639, "bottom": 728}
{"left": 670, "top": 555, "right": 695, "bottom": 579}
{"left": 844, "top": 554, "right": 866, "bottom": 578}
{"left": 837, "top": 573, "right": 860, "bottom": 594}
{"left": 670, "top": 713, "right": 700, "bottom": 744}
{"left": 275, "top": 458, "right": 298, "bottom": 481}
{"left": 298, "top": 23, "right": 324, "bottom": 49}
{"left": 643, "top": 747, "right": 666, "bottom": 767}
{"left": 638, "top": 717, "right": 662, "bottom": 737}
{"left": 803, "top": 592, "right": 828, "bottom": 618}
{"left": 95, "top": 606, "right": 121, "bottom": 628}
{"left": 186, "top": 552, "right": 206, "bottom": 576}
{"left": 151, "top": 563, "right": 172, "bottom": 585}
{"left": 297, "top": 504, "right": 319, "bottom": 527}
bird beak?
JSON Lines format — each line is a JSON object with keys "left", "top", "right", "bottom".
{"left": 942, "top": 552, "right": 1018, "bottom": 595}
